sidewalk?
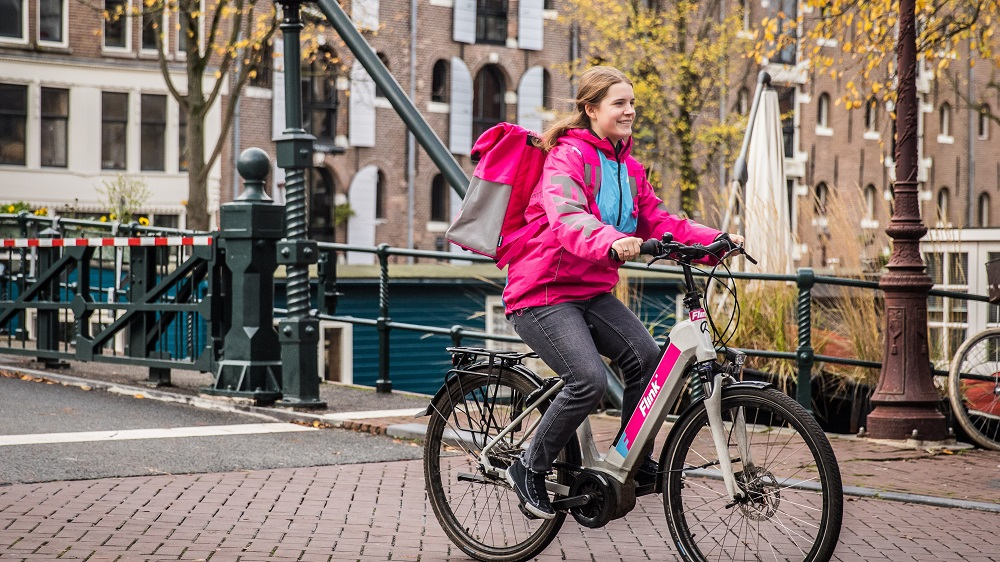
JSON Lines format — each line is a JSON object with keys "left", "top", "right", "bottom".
{"left": 3, "top": 353, "right": 999, "bottom": 511}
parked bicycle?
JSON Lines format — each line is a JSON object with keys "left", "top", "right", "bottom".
{"left": 947, "top": 261, "right": 1000, "bottom": 451}
{"left": 421, "top": 234, "right": 844, "bottom": 562}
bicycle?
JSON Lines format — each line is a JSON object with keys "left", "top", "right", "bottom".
{"left": 947, "top": 260, "right": 1000, "bottom": 451}
{"left": 421, "top": 234, "right": 844, "bottom": 562}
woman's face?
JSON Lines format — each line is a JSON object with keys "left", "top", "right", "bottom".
{"left": 586, "top": 82, "right": 635, "bottom": 144}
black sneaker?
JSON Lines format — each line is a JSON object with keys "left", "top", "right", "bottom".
{"left": 635, "top": 457, "right": 659, "bottom": 489}
{"left": 506, "top": 459, "right": 556, "bottom": 520}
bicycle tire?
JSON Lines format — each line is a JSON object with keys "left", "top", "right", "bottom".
{"left": 948, "top": 328, "right": 1000, "bottom": 451}
{"left": 663, "top": 386, "right": 843, "bottom": 562}
{"left": 423, "top": 363, "right": 578, "bottom": 562}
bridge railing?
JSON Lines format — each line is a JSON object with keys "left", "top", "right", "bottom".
{"left": 0, "top": 213, "right": 217, "bottom": 385}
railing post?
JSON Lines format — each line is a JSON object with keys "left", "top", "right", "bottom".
{"left": 274, "top": 0, "right": 325, "bottom": 408}
{"left": 450, "top": 325, "right": 464, "bottom": 347}
{"left": 376, "top": 244, "right": 392, "bottom": 393}
{"left": 795, "top": 268, "right": 815, "bottom": 413}
{"left": 34, "top": 225, "right": 68, "bottom": 368}
{"left": 128, "top": 242, "right": 172, "bottom": 386}
{"left": 204, "top": 147, "right": 284, "bottom": 404}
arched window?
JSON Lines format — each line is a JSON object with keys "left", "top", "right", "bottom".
{"left": 542, "top": 68, "right": 552, "bottom": 111}
{"left": 939, "top": 102, "right": 952, "bottom": 138}
{"left": 936, "top": 187, "right": 949, "bottom": 226}
{"left": 307, "top": 167, "right": 335, "bottom": 242}
{"left": 814, "top": 182, "right": 829, "bottom": 216}
{"left": 374, "top": 52, "right": 391, "bottom": 99}
{"left": 431, "top": 174, "right": 448, "bottom": 222}
{"left": 864, "top": 184, "right": 876, "bottom": 220}
{"left": 884, "top": 186, "right": 895, "bottom": 217}
{"left": 375, "top": 170, "right": 386, "bottom": 219}
{"left": 864, "top": 97, "right": 878, "bottom": 132}
{"left": 817, "top": 93, "right": 830, "bottom": 128}
{"left": 979, "top": 104, "right": 991, "bottom": 140}
{"left": 978, "top": 193, "right": 991, "bottom": 227}
{"left": 473, "top": 64, "right": 506, "bottom": 140}
{"left": 431, "top": 59, "right": 448, "bottom": 103}
{"left": 737, "top": 87, "right": 750, "bottom": 116}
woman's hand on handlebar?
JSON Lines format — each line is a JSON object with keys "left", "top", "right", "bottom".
{"left": 610, "top": 236, "right": 643, "bottom": 262}
{"left": 728, "top": 233, "right": 745, "bottom": 246}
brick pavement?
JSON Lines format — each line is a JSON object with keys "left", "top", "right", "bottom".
{"left": 2, "top": 458, "right": 999, "bottom": 561}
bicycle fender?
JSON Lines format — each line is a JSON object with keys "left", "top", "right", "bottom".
{"left": 416, "top": 361, "right": 545, "bottom": 417}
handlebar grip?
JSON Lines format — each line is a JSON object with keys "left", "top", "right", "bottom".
{"left": 640, "top": 239, "right": 662, "bottom": 256}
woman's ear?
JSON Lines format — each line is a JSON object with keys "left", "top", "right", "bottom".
{"left": 584, "top": 103, "right": 597, "bottom": 120}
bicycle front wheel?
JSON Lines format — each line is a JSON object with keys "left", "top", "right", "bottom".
{"left": 423, "top": 364, "right": 576, "bottom": 562}
{"left": 949, "top": 328, "right": 1000, "bottom": 450}
{"left": 663, "top": 386, "right": 843, "bottom": 562}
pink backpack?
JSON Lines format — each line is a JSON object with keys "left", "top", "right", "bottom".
{"left": 447, "top": 123, "right": 596, "bottom": 269}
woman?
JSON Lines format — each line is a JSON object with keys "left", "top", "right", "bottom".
{"left": 503, "top": 66, "right": 744, "bottom": 519}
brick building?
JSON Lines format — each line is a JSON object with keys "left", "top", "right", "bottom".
{"left": 2, "top": 0, "right": 998, "bottom": 271}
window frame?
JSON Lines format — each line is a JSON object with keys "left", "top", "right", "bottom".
{"left": 302, "top": 54, "right": 340, "bottom": 142}
{"left": 0, "top": 83, "right": 28, "bottom": 166}
{"left": 936, "top": 187, "right": 950, "bottom": 227}
{"left": 430, "top": 174, "right": 448, "bottom": 222}
{"left": 101, "top": 91, "right": 129, "bottom": 171}
{"left": 141, "top": 2, "right": 167, "bottom": 53}
{"left": 40, "top": 87, "right": 70, "bottom": 169}
{"left": 375, "top": 170, "right": 386, "bottom": 220}
{"left": 431, "top": 59, "right": 449, "bottom": 103}
{"left": 978, "top": 104, "right": 991, "bottom": 140}
{"left": 140, "top": 93, "right": 167, "bottom": 172}
{"left": 38, "top": 0, "right": 68, "bottom": 47}
{"left": 0, "top": 0, "right": 28, "bottom": 44}
{"left": 476, "top": 0, "right": 509, "bottom": 45}
{"left": 978, "top": 192, "right": 991, "bottom": 227}
{"left": 473, "top": 64, "right": 506, "bottom": 140}
{"left": 816, "top": 92, "right": 832, "bottom": 135}
{"left": 938, "top": 102, "right": 953, "bottom": 142}
{"left": 103, "top": 0, "right": 132, "bottom": 52}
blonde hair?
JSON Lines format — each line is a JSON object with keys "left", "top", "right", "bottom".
{"left": 541, "top": 66, "right": 633, "bottom": 151}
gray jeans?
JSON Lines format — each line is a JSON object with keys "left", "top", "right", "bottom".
{"left": 507, "top": 293, "right": 661, "bottom": 473}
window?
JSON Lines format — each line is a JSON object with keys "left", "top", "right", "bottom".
{"left": 863, "top": 184, "right": 876, "bottom": 220}
{"left": 0, "top": 0, "right": 24, "bottom": 40}
{"left": 817, "top": 93, "right": 830, "bottom": 128}
{"left": 979, "top": 193, "right": 991, "bottom": 227}
{"left": 308, "top": 167, "right": 335, "bottom": 242}
{"left": 736, "top": 87, "right": 750, "bottom": 116}
{"left": 476, "top": 0, "right": 508, "bottom": 45}
{"left": 939, "top": 102, "right": 951, "bottom": 138}
{"left": 141, "top": 3, "right": 160, "bottom": 50}
{"left": 248, "top": 41, "right": 273, "bottom": 89}
{"left": 431, "top": 174, "right": 448, "bottom": 222}
{"left": 739, "top": 0, "right": 750, "bottom": 32}
{"left": 374, "top": 53, "right": 390, "bottom": 99}
{"left": 770, "top": 0, "right": 797, "bottom": 64}
{"left": 777, "top": 86, "right": 795, "bottom": 157}
{"left": 177, "top": 6, "right": 196, "bottom": 54}
{"left": 936, "top": 187, "right": 949, "bottom": 226}
{"left": 375, "top": 170, "right": 385, "bottom": 219}
{"left": 104, "top": 0, "right": 129, "bottom": 49}
{"left": 924, "top": 250, "right": 968, "bottom": 361}
{"left": 178, "top": 107, "right": 187, "bottom": 171}
{"left": 101, "top": 92, "right": 128, "bottom": 170}
{"left": 41, "top": 88, "right": 69, "bottom": 168}
{"left": 39, "top": 0, "right": 65, "bottom": 43}
{"left": 431, "top": 59, "right": 449, "bottom": 103}
{"left": 864, "top": 97, "right": 878, "bottom": 132}
{"left": 814, "top": 182, "right": 829, "bottom": 217}
{"left": 979, "top": 104, "right": 991, "bottom": 140}
{"left": 473, "top": 65, "right": 506, "bottom": 140}
{"left": 0, "top": 84, "right": 27, "bottom": 166}
{"left": 542, "top": 68, "right": 552, "bottom": 111}
{"left": 302, "top": 54, "right": 340, "bottom": 141}
{"left": 141, "top": 94, "right": 166, "bottom": 171}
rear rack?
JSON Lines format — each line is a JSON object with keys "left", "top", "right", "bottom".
{"left": 447, "top": 346, "right": 538, "bottom": 368}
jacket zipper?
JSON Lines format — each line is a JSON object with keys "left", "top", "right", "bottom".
{"left": 614, "top": 142, "right": 624, "bottom": 226}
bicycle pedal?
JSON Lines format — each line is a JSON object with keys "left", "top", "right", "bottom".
{"left": 517, "top": 503, "right": 540, "bottom": 520}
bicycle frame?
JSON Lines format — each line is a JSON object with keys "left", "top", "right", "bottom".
{"left": 477, "top": 301, "right": 751, "bottom": 503}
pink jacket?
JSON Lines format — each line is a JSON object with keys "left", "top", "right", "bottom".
{"left": 502, "top": 128, "right": 721, "bottom": 314}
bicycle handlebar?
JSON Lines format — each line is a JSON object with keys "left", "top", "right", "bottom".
{"left": 610, "top": 233, "right": 758, "bottom": 266}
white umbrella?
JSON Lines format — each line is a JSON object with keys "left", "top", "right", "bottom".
{"left": 742, "top": 88, "right": 792, "bottom": 275}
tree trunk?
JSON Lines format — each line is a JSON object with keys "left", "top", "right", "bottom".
{"left": 186, "top": 71, "right": 209, "bottom": 231}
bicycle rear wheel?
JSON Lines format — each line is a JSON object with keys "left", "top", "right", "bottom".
{"left": 663, "top": 386, "right": 843, "bottom": 562}
{"left": 949, "top": 328, "right": 1000, "bottom": 450}
{"left": 423, "top": 364, "right": 576, "bottom": 562}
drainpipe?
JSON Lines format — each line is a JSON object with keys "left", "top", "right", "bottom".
{"left": 967, "top": 39, "right": 975, "bottom": 227}
{"left": 407, "top": 0, "right": 417, "bottom": 258}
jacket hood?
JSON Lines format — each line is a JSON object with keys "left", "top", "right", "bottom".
{"left": 562, "top": 128, "right": 634, "bottom": 161}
